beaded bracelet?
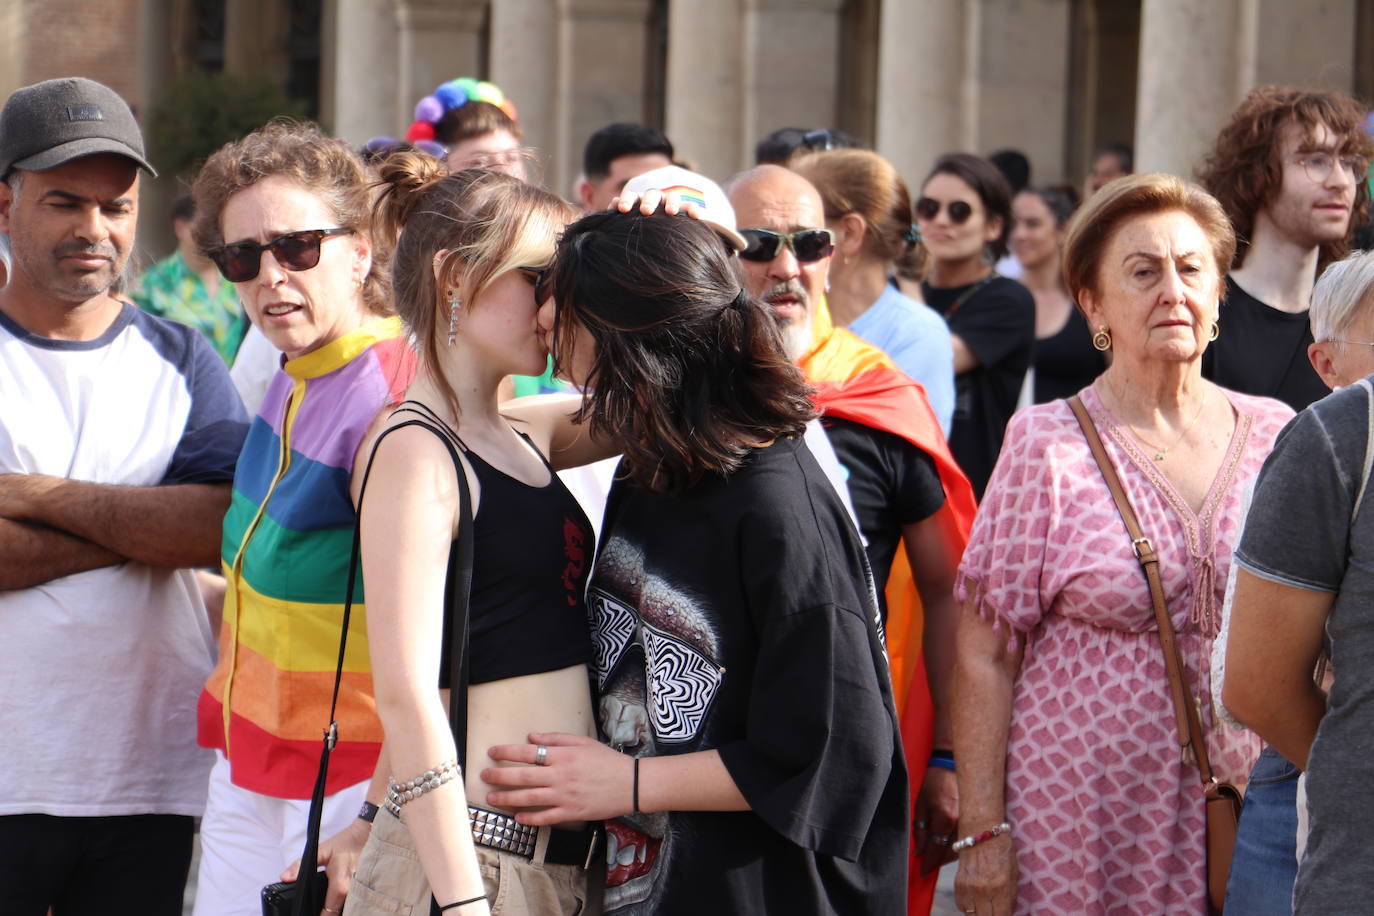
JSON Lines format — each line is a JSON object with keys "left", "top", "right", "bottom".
{"left": 951, "top": 822, "right": 1011, "bottom": 853}
{"left": 384, "top": 758, "right": 461, "bottom": 817}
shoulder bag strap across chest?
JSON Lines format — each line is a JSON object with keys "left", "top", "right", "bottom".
{"left": 1067, "top": 395, "right": 1217, "bottom": 782}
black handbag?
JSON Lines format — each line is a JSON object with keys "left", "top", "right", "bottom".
{"left": 261, "top": 404, "right": 476, "bottom": 916}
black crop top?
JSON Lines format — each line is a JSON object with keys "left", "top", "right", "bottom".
{"left": 392, "top": 403, "right": 596, "bottom": 686}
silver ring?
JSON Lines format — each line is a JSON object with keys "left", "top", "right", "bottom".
{"left": 534, "top": 744, "right": 549, "bottom": 766}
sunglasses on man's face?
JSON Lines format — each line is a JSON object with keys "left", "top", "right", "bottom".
{"left": 915, "top": 197, "right": 974, "bottom": 224}
{"left": 208, "top": 228, "right": 355, "bottom": 283}
{"left": 738, "top": 228, "right": 836, "bottom": 263}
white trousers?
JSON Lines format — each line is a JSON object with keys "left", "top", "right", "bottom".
{"left": 192, "top": 751, "right": 370, "bottom": 916}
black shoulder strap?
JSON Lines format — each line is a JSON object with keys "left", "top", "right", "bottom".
{"left": 291, "top": 413, "right": 476, "bottom": 916}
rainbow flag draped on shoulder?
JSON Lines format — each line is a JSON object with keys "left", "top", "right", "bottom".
{"left": 797, "top": 300, "right": 976, "bottom": 915}
{"left": 198, "top": 319, "right": 416, "bottom": 799}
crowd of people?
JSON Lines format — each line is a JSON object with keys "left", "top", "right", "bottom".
{"left": 1, "top": 69, "right": 1372, "bottom": 916}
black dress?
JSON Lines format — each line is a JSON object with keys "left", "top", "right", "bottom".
{"left": 923, "top": 275, "right": 1035, "bottom": 498}
{"left": 1033, "top": 306, "right": 1106, "bottom": 403}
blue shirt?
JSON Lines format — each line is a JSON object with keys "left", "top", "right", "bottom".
{"left": 849, "top": 283, "right": 955, "bottom": 434}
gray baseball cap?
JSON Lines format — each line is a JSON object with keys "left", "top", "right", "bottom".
{"left": 0, "top": 77, "right": 156, "bottom": 179}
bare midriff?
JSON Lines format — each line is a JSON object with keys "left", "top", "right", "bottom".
{"left": 441, "top": 662, "right": 595, "bottom": 830}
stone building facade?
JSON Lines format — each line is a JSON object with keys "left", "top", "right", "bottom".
{"left": 2, "top": 0, "right": 1372, "bottom": 254}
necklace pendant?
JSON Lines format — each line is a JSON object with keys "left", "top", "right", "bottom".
{"left": 1153, "top": 452, "right": 1165, "bottom": 461}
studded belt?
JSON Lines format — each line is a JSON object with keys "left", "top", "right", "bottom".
{"left": 468, "top": 805, "right": 603, "bottom": 869}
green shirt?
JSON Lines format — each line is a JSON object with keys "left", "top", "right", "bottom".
{"left": 132, "top": 251, "right": 247, "bottom": 364}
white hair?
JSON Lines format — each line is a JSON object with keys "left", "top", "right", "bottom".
{"left": 1312, "top": 251, "right": 1374, "bottom": 343}
{"left": 0, "top": 233, "right": 9, "bottom": 287}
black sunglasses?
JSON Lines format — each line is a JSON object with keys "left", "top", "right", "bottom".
{"left": 208, "top": 228, "right": 355, "bottom": 283}
{"left": 518, "top": 265, "right": 554, "bottom": 305}
{"left": 738, "top": 228, "right": 835, "bottom": 263}
{"left": 915, "top": 197, "right": 973, "bottom": 224}
{"left": 801, "top": 128, "right": 838, "bottom": 152}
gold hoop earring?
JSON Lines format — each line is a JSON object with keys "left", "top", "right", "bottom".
{"left": 1091, "top": 327, "right": 1112, "bottom": 351}
{"left": 1209, "top": 321, "right": 1220, "bottom": 341}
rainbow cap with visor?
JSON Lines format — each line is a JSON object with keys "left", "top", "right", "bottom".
{"left": 620, "top": 165, "right": 747, "bottom": 251}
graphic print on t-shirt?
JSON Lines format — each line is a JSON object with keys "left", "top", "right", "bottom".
{"left": 590, "top": 535, "right": 726, "bottom": 909}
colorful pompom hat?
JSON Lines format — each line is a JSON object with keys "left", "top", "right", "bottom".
{"left": 404, "top": 77, "right": 518, "bottom": 144}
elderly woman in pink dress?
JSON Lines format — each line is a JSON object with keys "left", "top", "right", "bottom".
{"left": 950, "top": 173, "right": 1293, "bottom": 915}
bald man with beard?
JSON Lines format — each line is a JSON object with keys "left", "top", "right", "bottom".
{"left": 727, "top": 165, "right": 976, "bottom": 907}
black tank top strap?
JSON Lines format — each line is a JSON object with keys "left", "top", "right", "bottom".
{"left": 511, "top": 427, "right": 559, "bottom": 475}
{"left": 391, "top": 399, "right": 468, "bottom": 453}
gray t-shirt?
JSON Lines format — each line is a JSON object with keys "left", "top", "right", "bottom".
{"left": 1233, "top": 379, "right": 1374, "bottom": 913}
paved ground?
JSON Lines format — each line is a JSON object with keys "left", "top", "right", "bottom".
{"left": 933, "top": 862, "right": 963, "bottom": 915}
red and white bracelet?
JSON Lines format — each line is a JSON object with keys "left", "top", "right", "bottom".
{"left": 951, "top": 821, "right": 1011, "bottom": 853}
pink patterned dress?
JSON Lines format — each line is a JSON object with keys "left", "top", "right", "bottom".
{"left": 956, "top": 385, "right": 1292, "bottom": 914}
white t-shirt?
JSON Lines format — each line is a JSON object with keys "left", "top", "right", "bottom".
{"left": 229, "top": 322, "right": 281, "bottom": 415}
{"left": 0, "top": 304, "right": 248, "bottom": 816}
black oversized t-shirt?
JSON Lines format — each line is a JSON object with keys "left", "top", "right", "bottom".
{"left": 1202, "top": 276, "right": 1328, "bottom": 412}
{"left": 822, "top": 416, "right": 945, "bottom": 616}
{"left": 923, "top": 276, "right": 1035, "bottom": 497}
{"left": 588, "top": 436, "right": 909, "bottom": 915}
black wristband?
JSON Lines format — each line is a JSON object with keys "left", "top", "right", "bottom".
{"left": 929, "top": 748, "right": 955, "bottom": 760}
{"left": 438, "top": 895, "right": 487, "bottom": 912}
{"left": 632, "top": 757, "right": 641, "bottom": 814}
{"left": 358, "top": 800, "right": 379, "bottom": 823}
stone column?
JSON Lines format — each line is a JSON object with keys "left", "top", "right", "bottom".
{"left": 875, "top": 0, "right": 976, "bottom": 188}
{"left": 1134, "top": 0, "right": 1257, "bottom": 178}
{"left": 975, "top": 0, "right": 1072, "bottom": 183}
{"left": 0, "top": 0, "right": 25, "bottom": 100}
{"left": 742, "top": 0, "right": 844, "bottom": 166}
{"left": 665, "top": 0, "right": 746, "bottom": 181}
{"left": 393, "top": 0, "right": 487, "bottom": 135}
{"left": 136, "top": 0, "right": 181, "bottom": 260}
{"left": 1255, "top": 0, "right": 1356, "bottom": 88}
{"left": 327, "top": 0, "right": 401, "bottom": 145}
{"left": 556, "top": 0, "right": 655, "bottom": 196}
{"left": 490, "top": 0, "right": 559, "bottom": 186}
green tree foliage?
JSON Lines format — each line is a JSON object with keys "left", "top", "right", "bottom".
{"left": 148, "top": 71, "right": 305, "bottom": 180}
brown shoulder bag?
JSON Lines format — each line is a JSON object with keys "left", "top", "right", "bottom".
{"left": 1069, "top": 396, "right": 1241, "bottom": 915}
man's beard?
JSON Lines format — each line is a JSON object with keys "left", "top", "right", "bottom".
{"left": 12, "top": 234, "right": 124, "bottom": 301}
{"left": 759, "top": 279, "right": 812, "bottom": 361}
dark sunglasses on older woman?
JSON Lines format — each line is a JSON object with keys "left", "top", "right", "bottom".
{"left": 208, "top": 228, "right": 355, "bottom": 283}
{"left": 738, "top": 228, "right": 836, "bottom": 263}
{"left": 915, "top": 197, "right": 973, "bottom": 224}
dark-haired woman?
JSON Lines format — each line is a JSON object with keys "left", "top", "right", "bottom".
{"left": 1010, "top": 186, "right": 1105, "bottom": 403}
{"left": 482, "top": 207, "right": 909, "bottom": 915}
{"left": 918, "top": 153, "right": 1035, "bottom": 497}
{"left": 341, "top": 158, "right": 605, "bottom": 915}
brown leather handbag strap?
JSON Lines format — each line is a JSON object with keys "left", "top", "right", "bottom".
{"left": 1068, "top": 396, "right": 1218, "bottom": 787}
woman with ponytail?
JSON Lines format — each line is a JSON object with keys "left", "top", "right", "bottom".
{"left": 481, "top": 205, "right": 910, "bottom": 915}
{"left": 343, "top": 155, "right": 605, "bottom": 915}
{"left": 792, "top": 148, "right": 956, "bottom": 433}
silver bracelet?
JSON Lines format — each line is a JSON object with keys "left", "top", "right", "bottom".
{"left": 384, "top": 758, "right": 461, "bottom": 817}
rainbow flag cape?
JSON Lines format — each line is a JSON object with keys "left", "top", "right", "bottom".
{"left": 797, "top": 300, "right": 976, "bottom": 915}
